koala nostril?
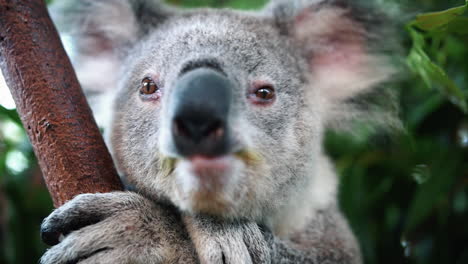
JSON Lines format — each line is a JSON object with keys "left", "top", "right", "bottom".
{"left": 170, "top": 68, "right": 232, "bottom": 157}
{"left": 173, "top": 117, "right": 225, "bottom": 144}
{"left": 173, "top": 118, "right": 189, "bottom": 138}
{"left": 171, "top": 114, "right": 229, "bottom": 157}
{"left": 204, "top": 120, "right": 224, "bottom": 139}
{"left": 210, "top": 125, "right": 224, "bottom": 140}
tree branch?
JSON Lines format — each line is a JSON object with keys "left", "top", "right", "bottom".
{"left": 0, "top": 0, "right": 123, "bottom": 207}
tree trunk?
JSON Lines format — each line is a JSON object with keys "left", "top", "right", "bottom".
{"left": 0, "top": 0, "right": 123, "bottom": 207}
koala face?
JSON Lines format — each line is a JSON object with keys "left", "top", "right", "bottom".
{"left": 54, "top": 0, "right": 398, "bottom": 222}
{"left": 111, "top": 12, "right": 320, "bottom": 219}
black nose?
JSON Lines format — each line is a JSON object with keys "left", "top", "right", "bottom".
{"left": 170, "top": 68, "right": 232, "bottom": 157}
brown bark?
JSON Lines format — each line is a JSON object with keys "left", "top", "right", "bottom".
{"left": 0, "top": 0, "right": 123, "bottom": 207}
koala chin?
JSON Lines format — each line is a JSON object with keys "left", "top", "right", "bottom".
{"left": 41, "top": 0, "right": 401, "bottom": 263}
{"left": 173, "top": 155, "right": 246, "bottom": 215}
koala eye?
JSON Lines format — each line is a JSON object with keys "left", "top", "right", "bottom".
{"left": 139, "top": 77, "right": 161, "bottom": 102}
{"left": 248, "top": 83, "right": 276, "bottom": 106}
{"left": 140, "top": 77, "right": 159, "bottom": 95}
{"left": 255, "top": 87, "right": 275, "bottom": 100}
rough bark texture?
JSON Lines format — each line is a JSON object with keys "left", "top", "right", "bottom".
{"left": 0, "top": 0, "right": 123, "bottom": 207}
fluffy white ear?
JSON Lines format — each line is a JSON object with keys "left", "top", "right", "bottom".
{"left": 268, "top": 0, "right": 397, "bottom": 100}
{"left": 268, "top": 0, "right": 401, "bottom": 130}
{"left": 294, "top": 6, "right": 396, "bottom": 101}
{"left": 49, "top": 0, "right": 174, "bottom": 128}
{"left": 50, "top": 0, "right": 173, "bottom": 93}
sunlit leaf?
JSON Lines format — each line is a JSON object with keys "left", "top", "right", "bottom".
{"left": 406, "top": 28, "right": 468, "bottom": 113}
{"left": 410, "top": 2, "right": 467, "bottom": 31}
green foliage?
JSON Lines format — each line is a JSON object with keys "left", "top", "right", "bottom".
{"left": 0, "top": 106, "right": 53, "bottom": 264}
{"left": 406, "top": 0, "right": 468, "bottom": 113}
{"left": 1, "top": 1, "right": 467, "bottom": 264}
{"left": 328, "top": 1, "right": 468, "bottom": 263}
{"left": 166, "top": 0, "right": 268, "bottom": 9}
{"left": 410, "top": 1, "right": 467, "bottom": 31}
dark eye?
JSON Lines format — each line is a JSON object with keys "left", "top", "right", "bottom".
{"left": 248, "top": 83, "right": 276, "bottom": 106}
{"left": 255, "top": 86, "right": 275, "bottom": 100}
{"left": 140, "top": 77, "right": 159, "bottom": 95}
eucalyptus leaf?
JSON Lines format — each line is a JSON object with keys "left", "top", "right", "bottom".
{"left": 0, "top": 105, "right": 22, "bottom": 125}
{"left": 445, "top": 17, "right": 468, "bottom": 35}
{"left": 410, "top": 3, "right": 467, "bottom": 31}
{"left": 406, "top": 28, "right": 468, "bottom": 113}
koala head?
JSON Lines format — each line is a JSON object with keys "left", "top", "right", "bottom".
{"left": 54, "top": 0, "right": 399, "bottom": 222}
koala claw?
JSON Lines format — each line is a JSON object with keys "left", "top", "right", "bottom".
{"left": 40, "top": 192, "right": 198, "bottom": 264}
{"left": 185, "top": 215, "right": 272, "bottom": 264}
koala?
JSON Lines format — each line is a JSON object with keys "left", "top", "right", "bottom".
{"left": 41, "top": 0, "right": 400, "bottom": 263}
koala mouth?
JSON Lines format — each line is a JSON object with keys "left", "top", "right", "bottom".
{"left": 190, "top": 155, "right": 232, "bottom": 177}
{"left": 159, "top": 149, "right": 261, "bottom": 178}
{"left": 186, "top": 155, "right": 235, "bottom": 190}
{"left": 167, "top": 150, "right": 261, "bottom": 214}
{"left": 186, "top": 150, "right": 260, "bottom": 180}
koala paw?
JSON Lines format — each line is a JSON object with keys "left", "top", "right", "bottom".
{"left": 40, "top": 192, "right": 198, "bottom": 264}
{"left": 184, "top": 215, "right": 272, "bottom": 264}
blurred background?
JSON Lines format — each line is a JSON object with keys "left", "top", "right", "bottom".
{"left": 0, "top": 0, "right": 467, "bottom": 263}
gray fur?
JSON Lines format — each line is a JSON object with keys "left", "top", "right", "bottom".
{"left": 41, "top": 192, "right": 198, "bottom": 263}
{"left": 42, "top": 0, "right": 400, "bottom": 263}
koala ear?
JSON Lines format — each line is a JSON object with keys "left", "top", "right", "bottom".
{"left": 50, "top": 0, "right": 173, "bottom": 93}
{"left": 269, "top": 0, "right": 397, "bottom": 102}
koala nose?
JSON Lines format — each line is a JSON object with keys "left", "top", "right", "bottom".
{"left": 170, "top": 68, "right": 233, "bottom": 157}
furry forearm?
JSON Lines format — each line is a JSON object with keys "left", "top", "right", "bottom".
{"left": 268, "top": 206, "right": 362, "bottom": 264}
{"left": 269, "top": 237, "right": 360, "bottom": 264}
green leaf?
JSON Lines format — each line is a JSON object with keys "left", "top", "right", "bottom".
{"left": 166, "top": 0, "right": 267, "bottom": 9}
{"left": 444, "top": 17, "right": 468, "bottom": 35}
{"left": 224, "top": 0, "right": 268, "bottom": 9}
{"left": 403, "top": 147, "right": 461, "bottom": 234}
{"left": 406, "top": 28, "right": 468, "bottom": 113}
{"left": 406, "top": 93, "right": 445, "bottom": 129}
{"left": 410, "top": 3, "right": 467, "bottom": 31}
{"left": 0, "top": 105, "right": 21, "bottom": 125}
